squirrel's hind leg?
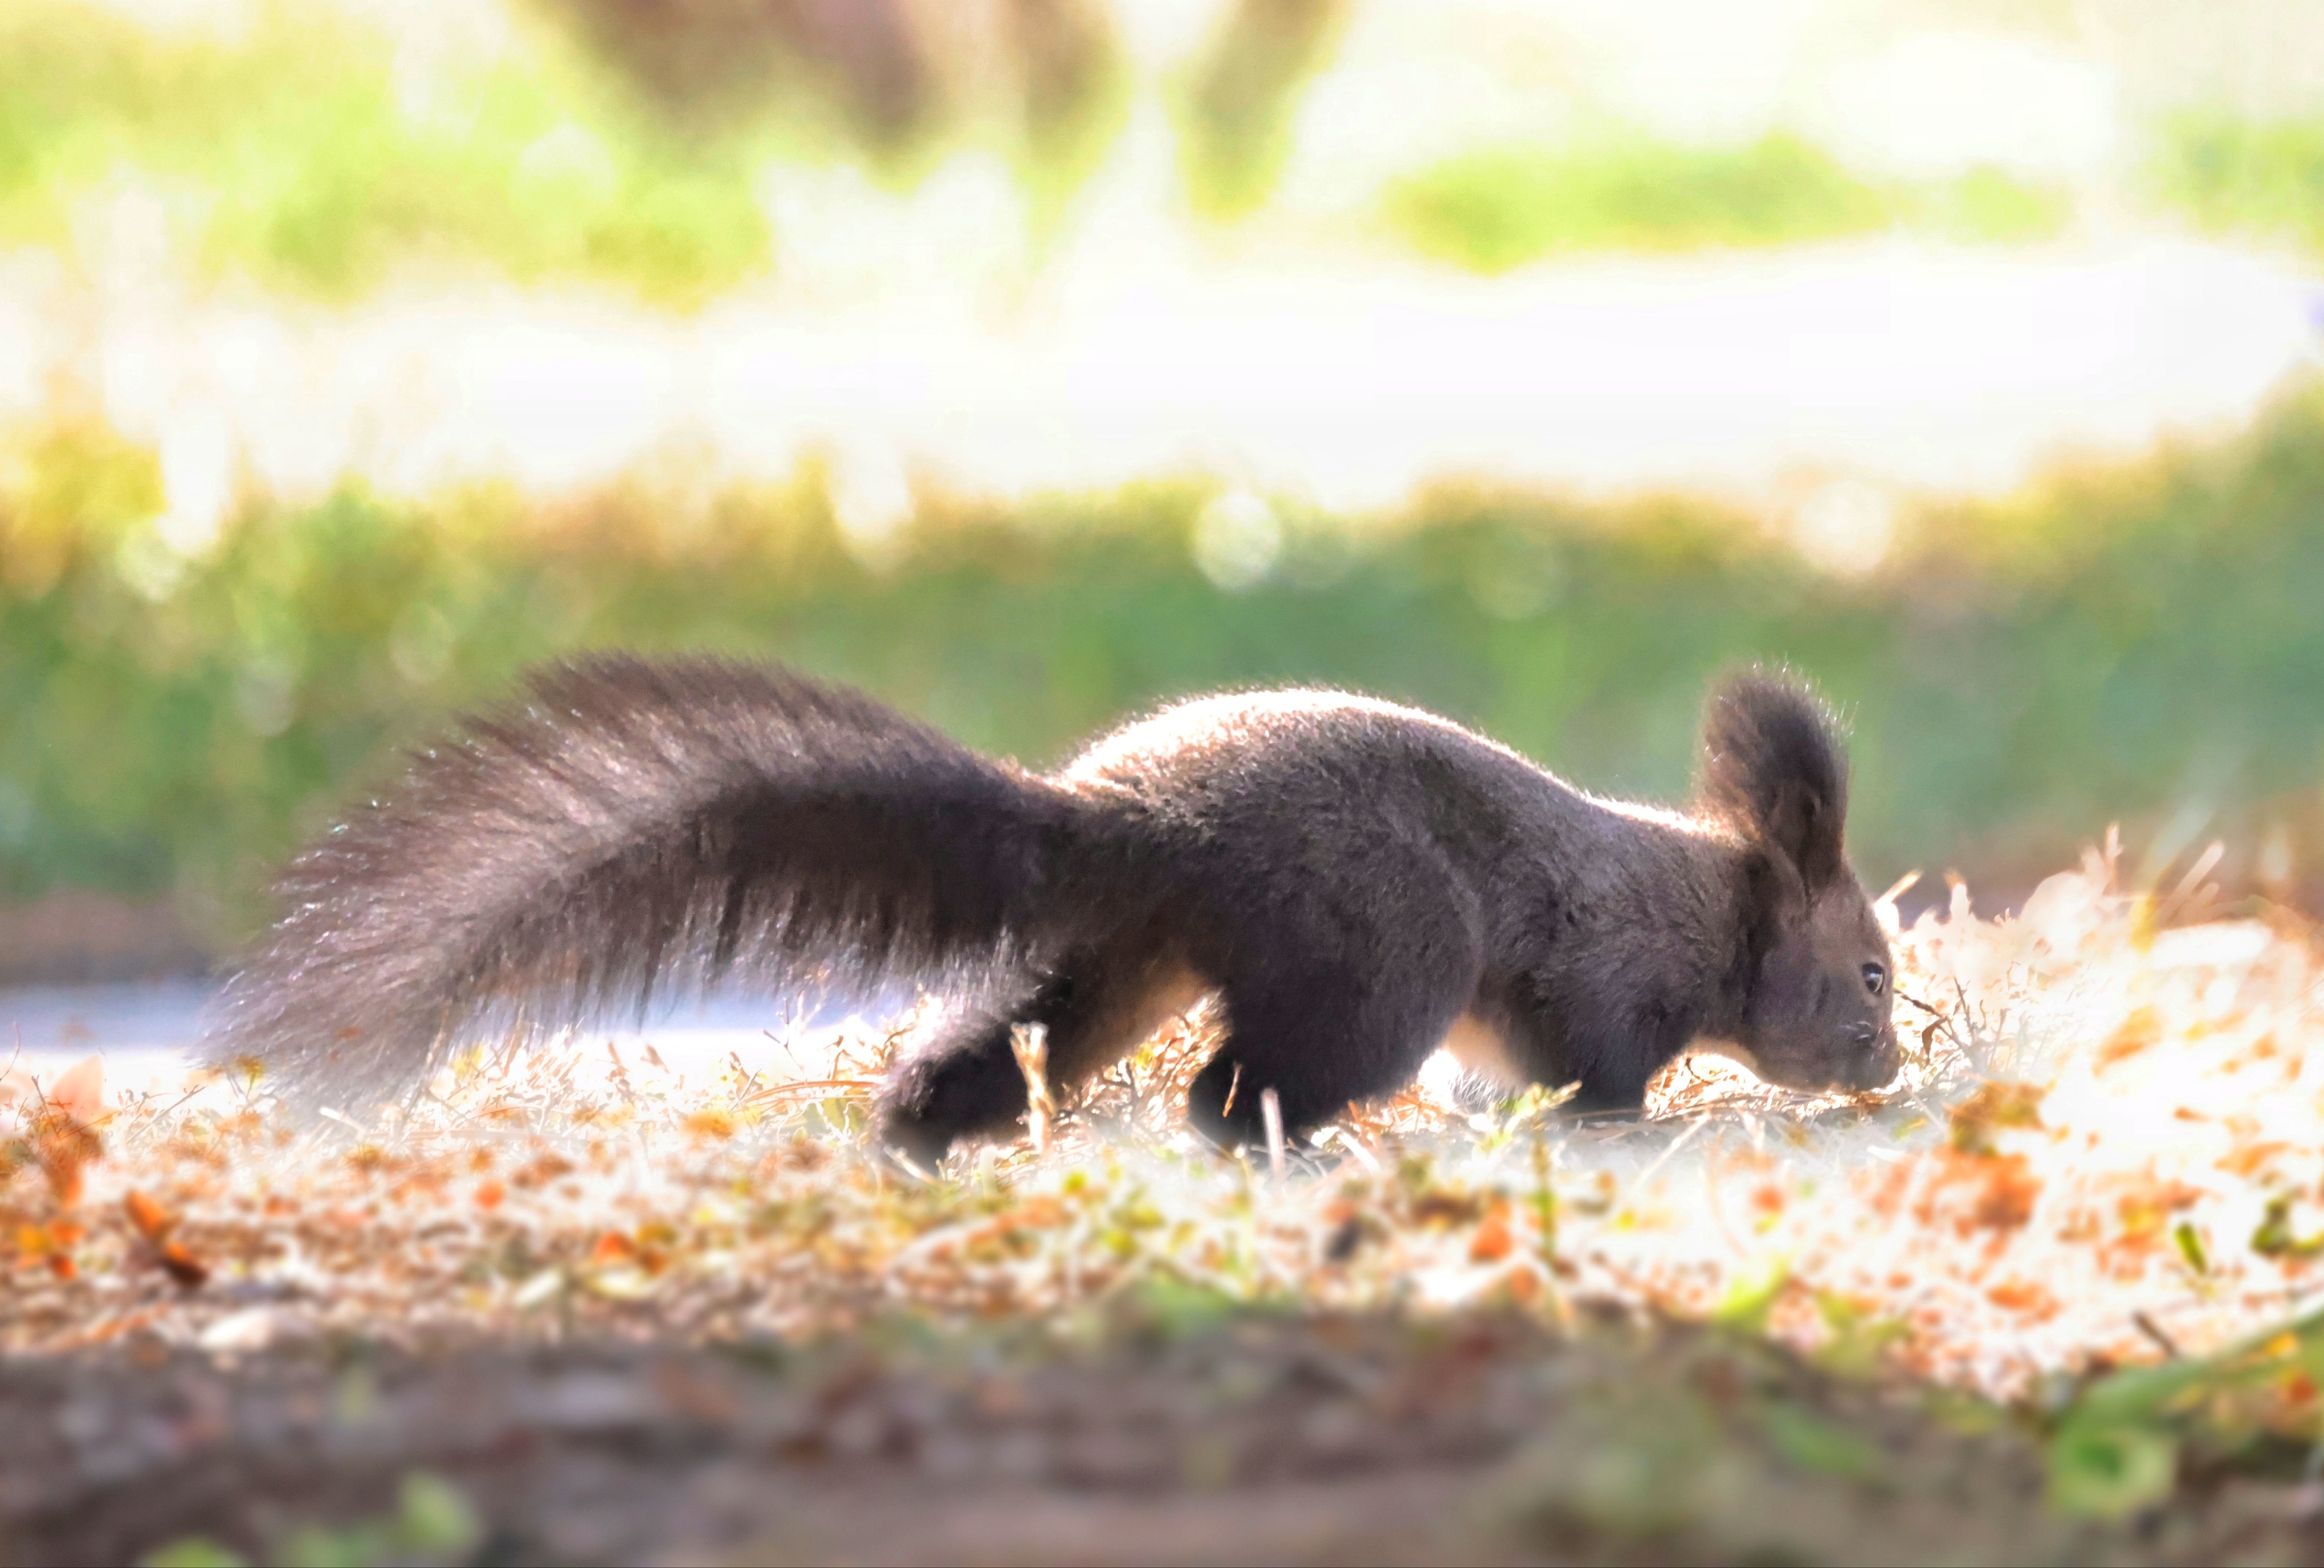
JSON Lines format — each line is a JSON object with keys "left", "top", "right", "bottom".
{"left": 874, "top": 944, "right": 1211, "bottom": 1167}
{"left": 874, "top": 990, "right": 1037, "bottom": 1169}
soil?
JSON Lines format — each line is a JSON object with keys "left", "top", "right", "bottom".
{"left": 5, "top": 1310, "right": 2315, "bottom": 1567}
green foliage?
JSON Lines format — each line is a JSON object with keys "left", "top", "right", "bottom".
{"left": 0, "top": 1, "right": 780, "bottom": 304}
{"left": 11, "top": 380, "right": 2324, "bottom": 943}
{"left": 2044, "top": 1304, "right": 2324, "bottom": 1519}
{"left": 2046, "top": 1421, "right": 2180, "bottom": 1519}
{"left": 0, "top": 0, "right": 2095, "bottom": 298}
{"left": 1385, "top": 133, "right": 1887, "bottom": 270}
{"left": 1178, "top": 0, "right": 1347, "bottom": 221}
{"left": 139, "top": 1542, "right": 248, "bottom": 1568}
{"left": 2250, "top": 1195, "right": 2324, "bottom": 1259}
{"left": 1483, "top": 1332, "right": 2057, "bottom": 1561}
{"left": 271, "top": 1473, "right": 480, "bottom": 1568}
{"left": 1384, "top": 133, "right": 2070, "bottom": 272}
{"left": 1121, "top": 1274, "right": 1250, "bottom": 1341}
{"left": 1757, "top": 1398, "right": 1884, "bottom": 1481}
{"left": 2172, "top": 1220, "right": 2210, "bottom": 1275}
{"left": 1710, "top": 1255, "right": 1792, "bottom": 1336}
{"left": 1810, "top": 1291, "right": 1914, "bottom": 1380}
{"left": 1933, "top": 163, "right": 2075, "bottom": 244}
{"left": 2148, "top": 109, "right": 2324, "bottom": 253}
{"left": 133, "top": 1473, "right": 476, "bottom": 1568}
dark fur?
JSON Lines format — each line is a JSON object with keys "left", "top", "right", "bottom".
{"left": 205, "top": 656, "right": 1899, "bottom": 1156}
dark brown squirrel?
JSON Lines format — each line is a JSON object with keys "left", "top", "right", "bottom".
{"left": 202, "top": 656, "right": 1901, "bottom": 1161}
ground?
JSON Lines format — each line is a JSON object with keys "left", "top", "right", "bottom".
{"left": 10, "top": 844, "right": 2324, "bottom": 1564}
{"left": 12, "top": 1310, "right": 2300, "bottom": 1568}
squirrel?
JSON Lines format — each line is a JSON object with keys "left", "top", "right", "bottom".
{"left": 203, "top": 656, "right": 1901, "bottom": 1161}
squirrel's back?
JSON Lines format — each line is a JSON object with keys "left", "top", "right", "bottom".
{"left": 1057, "top": 685, "right": 1723, "bottom": 908}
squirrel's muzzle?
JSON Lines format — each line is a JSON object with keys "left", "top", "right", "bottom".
{"left": 1842, "top": 1024, "right": 1903, "bottom": 1091}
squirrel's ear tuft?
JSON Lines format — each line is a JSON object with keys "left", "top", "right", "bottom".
{"left": 1697, "top": 669, "right": 1849, "bottom": 891}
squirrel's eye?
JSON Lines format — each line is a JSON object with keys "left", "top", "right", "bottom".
{"left": 1862, "top": 962, "right": 1887, "bottom": 997}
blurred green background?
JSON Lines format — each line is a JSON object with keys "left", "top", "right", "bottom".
{"left": 6, "top": 0, "right": 2324, "bottom": 976}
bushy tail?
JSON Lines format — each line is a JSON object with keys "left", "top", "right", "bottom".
{"left": 203, "top": 656, "right": 1106, "bottom": 1109}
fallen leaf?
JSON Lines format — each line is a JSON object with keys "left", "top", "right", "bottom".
{"left": 123, "top": 1189, "right": 208, "bottom": 1289}
{"left": 157, "top": 1238, "right": 210, "bottom": 1290}
{"left": 125, "top": 1188, "right": 176, "bottom": 1244}
{"left": 1468, "top": 1213, "right": 1513, "bottom": 1264}
{"left": 2095, "top": 1008, "right": 2164, "bottom": 1070}
{"left": 35, "top": 1115, "right": 102, "bottom": 1207}
{"left": 1949, "top": 1082, "right": 2044, "bottom": 1155}
{"left": 682, "top": 1108, "right": 738, "bottom": 1140}
{"left": 1986, "top": 1279, "right": 2060, "bottom": 1320}
{"left": 47, "top": 1056, "right": 105, "bottom": 1126}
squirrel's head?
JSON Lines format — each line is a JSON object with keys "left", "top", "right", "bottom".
{"left": 1697, "top": 671, "right": 1900, "bottom": 1096}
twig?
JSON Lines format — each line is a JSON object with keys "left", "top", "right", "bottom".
{"left": 1011, "top": 1022, "right": 1053, "bottom": 1156}
{"left": 1314, "top": 1124, "right": 1382, "bottom": 1175}
{"left": 1634, "top": 1113, "right": 1712, "bottom": 1188}
{"left": 2132, "top": 1309, "right": 2181, "bottom": 1360}
{"left": 737, "top": 1077, "right": 877, "bottom": 1104}
{"left": 761, "top": 1029, "right": 809, "bottom": 1076}
{"left": 727, "top": 1050, "right": 765, "bottom": 1099}
{"left": 2155, "top": 840, "right": 2227, "bottom": 928}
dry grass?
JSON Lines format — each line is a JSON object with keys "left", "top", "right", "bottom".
{"left": 7, "top": 832, "right": 2324, "bottom": 1433}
